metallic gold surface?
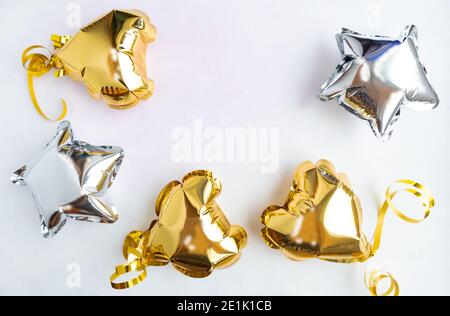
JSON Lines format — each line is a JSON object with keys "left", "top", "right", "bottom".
{"left": 260, "top": 160, "right": 434, "bottom": 295}
{"left": 111, "top": 170, "right": 247, "bottom": 289}
{"left": 23, "top": 9, "right": 156, "bottom": 119}
{"left": 261, "top": 159, "right": 371, "bottom": 263}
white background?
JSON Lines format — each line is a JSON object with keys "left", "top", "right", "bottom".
{"left": 1, "top": 0, "right": 449, "bottom": 296}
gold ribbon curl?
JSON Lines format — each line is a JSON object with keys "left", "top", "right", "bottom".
{"left": 365, "top": 269, "right": 400, "bottom": 296}
{"left": 366, "top": 179, "right": 434, "bottom": 296}
{"left": 110, "top": 231, "right": 150, "bottom": 290}
{"left": 22, "top": 41, "right": 68, "bottom": 121}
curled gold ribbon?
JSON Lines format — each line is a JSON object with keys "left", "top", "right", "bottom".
{"left": 366, "top": 179, "right": 434, "bottom": 296}
{"left": 22, "top": 45, "right": 67, "bottom": 121}
{"left": 365, "top": 269, "right": 400, "bottom": 296}
{"left": 110, "top": 231, "right": 149, "bottom": 290}
{"left": 371, "top": 179, "right": 434, "bottom": 256}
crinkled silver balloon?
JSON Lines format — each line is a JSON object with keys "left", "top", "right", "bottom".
{"left": 319, "top": 25, "right": 439, "bottom": 140}
{"left": 11, "top": 121, "right": 124, "bottom": 238}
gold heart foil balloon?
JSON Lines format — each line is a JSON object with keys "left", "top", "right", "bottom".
{"left": 261, "top": 159, "right": 372, "bottom": 263}
{"left": 23, "top": 9, "right": 156, "bottom": 120}
{"left": 261, "top": 159, "right": 434, "bottom": 295}
{"left": 110, "top": 170, "right": 247, "bottom": 289}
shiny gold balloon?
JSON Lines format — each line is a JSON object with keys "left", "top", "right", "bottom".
{"left": 53, "top": 9, "right": 156, "bottom": 109}
{"left": 110, "top": 170, "right": 247, "bottom": 289}
{"left": 23, "top": 9, "right": 156, "bottom": 120}
{"left": 260, "top": 159, "right": 434, "bottom": 295}
{"left": 261, "top": 159, "right": 372, "bottom": 263}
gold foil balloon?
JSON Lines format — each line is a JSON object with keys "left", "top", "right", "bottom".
{"left": 261, "top": 159, "right": 434, "bottom": 295}
{"left": 23, "top": 9, "right": 156, "bottom": 120}
{"left": 110, "top": 170, "right": 247, "bottom": 289}
{"left": 261, "top": 159, "right": 371, "bottom": 262}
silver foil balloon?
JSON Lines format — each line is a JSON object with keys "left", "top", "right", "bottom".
{"left": 319, "top": 25, "right": 439, "bottom": 140}
{"left": 11, "top": 121, "right": 124, "bottom": 238}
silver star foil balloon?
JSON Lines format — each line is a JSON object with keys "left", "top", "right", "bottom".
{"left": 319, "top": 25, "right": 439, "bottom": 140}
{"left": 11, "top": 121, "right": 124, "bottom": 238}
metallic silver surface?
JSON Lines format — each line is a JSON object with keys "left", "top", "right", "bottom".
{"left": 11, "top": 121, "right": 124, "bottom": 238}
{"left": 319, "top": 25, "right": 439, "bottom": 140}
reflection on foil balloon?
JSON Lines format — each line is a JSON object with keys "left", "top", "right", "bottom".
{"left": 110, "top": 170, "right": 247, "bottom": 289}
{"left": 261, "top": 160, "right": 371, "bottom": 262}
{"left": 22, "top": 9, "right": 156, "bottom": 120}
{"left": 318, "top": 25, "right": 439, "bottom": 140}
{"left": 260, "top": 160, "right": 434, "bottom": 295}
{"left": 11, "top": 121, "right": 124, "bottom": 238}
